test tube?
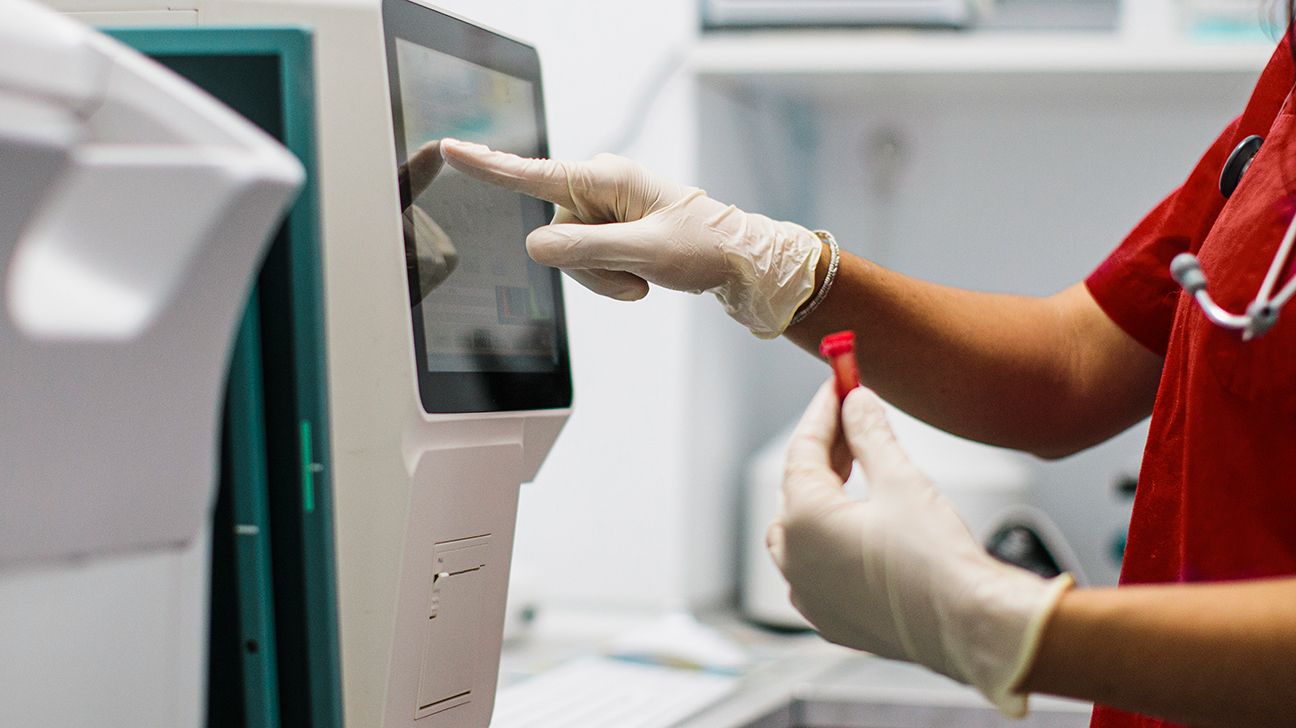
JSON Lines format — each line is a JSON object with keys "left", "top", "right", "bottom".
{"left": 819, "top": 330, "right": 861, "bottom": 402}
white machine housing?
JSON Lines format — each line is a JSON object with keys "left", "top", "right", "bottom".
{"left": 742, "top": 404, "right": 1080, "bottom": 629}
{"left": 45, "top": 0, "right": 571, "bottom": 726}
{"left": 0, "top": 0, "right": 302, "bottom": 724}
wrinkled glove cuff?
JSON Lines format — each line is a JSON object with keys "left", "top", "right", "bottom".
{"left": 979, "top": 573, "right": 1075, "bottom": 718}
{"left": 712, "top": 220, "right": 822, "bottom": 339}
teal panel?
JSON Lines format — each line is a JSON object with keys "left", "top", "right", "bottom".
{"left": 220, "top": 296, "right": 281, "bottom": 728}
{"left": 108, "top": 28, "right": 342, "bottom": 728}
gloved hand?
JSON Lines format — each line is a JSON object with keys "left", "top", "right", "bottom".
{"left": 766, "top": 381, "right": 1073, "bottom": 716}
{"left": 439, "top": 139, "right": 821, "bottom": 338}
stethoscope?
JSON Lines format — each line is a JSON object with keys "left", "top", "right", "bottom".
{"left": 1170, "top": 134, "right": 1296, "bottom": 340}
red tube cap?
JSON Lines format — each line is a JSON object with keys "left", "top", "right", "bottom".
{"left": 819, "top": 330, "right": 855, "bottom": 358}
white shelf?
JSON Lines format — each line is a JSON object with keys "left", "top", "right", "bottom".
{"left": 691, "top": 30, "right": 1273, "bottom": 75}
{"left": 690, "top": 30, "right": 1273, "bottom": 102}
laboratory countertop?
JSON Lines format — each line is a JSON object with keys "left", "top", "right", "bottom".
{"left": 498, "top": 608, "right": 1092, "bottom": 728}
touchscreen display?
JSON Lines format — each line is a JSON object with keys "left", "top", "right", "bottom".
{"left": 394, "top": 38, "right": 558, "bottom": 374}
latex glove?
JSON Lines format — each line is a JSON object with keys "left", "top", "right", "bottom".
{"left": 766, "top": 381, "right": 1073, "bottom": 716}
{"left": 440, "top": 139, "right": 821, "bottom": 338}
{"left": 399, "top": 140, "right": 459, "bottom": 304}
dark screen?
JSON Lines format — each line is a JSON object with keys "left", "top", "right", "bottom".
{"left": 384, "top": 0, "right": 571, "bottom": 413}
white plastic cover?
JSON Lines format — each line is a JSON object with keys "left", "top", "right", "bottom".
{"left": 0, "top": 0, "right": 303, "bottom": 567}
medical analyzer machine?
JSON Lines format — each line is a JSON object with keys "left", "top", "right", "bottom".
{"left": 0, "top": 1, "right": 303, "bottom": 724}
{"left": 50, "top": 0, "right": 574, "bottom": 725}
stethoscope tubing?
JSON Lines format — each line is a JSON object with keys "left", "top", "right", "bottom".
{"left": 1172, "top": 134, "right": 1296, "bottom": 340}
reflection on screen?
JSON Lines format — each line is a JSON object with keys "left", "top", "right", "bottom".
{"left": 396, "top": 38, "right": 557, "bottom": 373}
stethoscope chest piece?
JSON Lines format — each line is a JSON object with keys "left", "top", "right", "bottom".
{"left": 1220, "top": 134, "right": 1264, "bottom": 199}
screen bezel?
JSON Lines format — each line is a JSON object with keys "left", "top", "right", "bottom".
{"left": 383, "top": 0, "right": 572, "bottom": 414}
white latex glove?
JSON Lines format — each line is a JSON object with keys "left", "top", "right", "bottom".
{"left": 440, "top": 139, "right": 822, "bottom": 338}
{"left": 766, "top": 381, "right": 1073, "bottom": 716}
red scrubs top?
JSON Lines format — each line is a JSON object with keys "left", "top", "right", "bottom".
{"left": 1084, "top": 32, "right": 1296, "bottom": 728}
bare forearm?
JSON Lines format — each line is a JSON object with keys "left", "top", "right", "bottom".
{"left": 785, "top": 246, "right": 1162, "bottom": 456}
{"left": 1022, "top": 578, "right": 1296, "bottom": 727}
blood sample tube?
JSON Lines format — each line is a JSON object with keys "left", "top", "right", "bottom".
{"left": 819, "top": 330, "right": 861, "bottom": 402}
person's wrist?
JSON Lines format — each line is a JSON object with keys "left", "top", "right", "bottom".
{"left": 789, "top": 230, "right": 838, "bottom": 327}
{"left": 946, "top": 564, "right": 1074, "bottom": 718}
{"left": 709, "top": 216, "right": 822, "bottom": 338}
{"left": 800, "top": 237, "right": 832, "bottom": 312}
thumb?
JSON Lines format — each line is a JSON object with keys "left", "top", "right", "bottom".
{"left": 840, "top": 388, "right": 923, "bottom": 492}
{"left": 782, "top": 380, "right": 849, "bottom": 511}
{"left": 440, "top": 138, "right": 579, "bottom": 210}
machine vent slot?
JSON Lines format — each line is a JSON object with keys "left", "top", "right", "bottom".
{"left": 419, "top": 690, "right": 471, "bottom": 713}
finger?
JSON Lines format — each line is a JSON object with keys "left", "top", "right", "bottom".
{"left": 397, "top": 164, "right": 412, "bottom": 210}
{"left": 440, "top": 138, "right": 579, "bottom": 210}
{"left": 526, "top": 221, "right": 657, "bottom": 272}
{"left": 406, "top": 140, "right": 446, "bottom": 199}
{"left": 542, "top": 198, "right": 655, "bottom": 300}
{"left": 782, "top": 380, "right": 848, "bottom": 507}
{"left": 765, "top": 521, "right": 787, "bottom": 573}
{"left": 840, "top": 387, "right": 921, "bottom": 489}
{"left": 552, "top": 207, "right": 580, "bottom": 226}
{"left": 563, "top": 268, "right": 649, "bottom": 301}
{"left": 830, "top": 434, "right": 853, "bottom": 483}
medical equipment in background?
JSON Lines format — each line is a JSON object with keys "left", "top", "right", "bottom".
{"left": 984, "top": 0, "right": 1118, "bottom": 29}
{"left": 0, "top": 1, "right": 302, "bottom": 725}
{"left": 1170, "top": 133, "right": 1296, "bottom": 341}
{"left": 742, "top": 405, "right": 1083, "bottom": 629}
{"left": 50, "top": 1, "right": 573, "bottom": 726}
{"left": 1181, "top": 0, "right": 1286, "bottom": 39}
{"left": 106, "top": 27, "right": 343, "bottom": 727}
